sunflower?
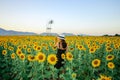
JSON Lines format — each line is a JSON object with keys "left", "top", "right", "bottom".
{"left": 114, "top": 44, "right": 119, "bottom": 49}
{"left": 96, "top": 46, "right": 100, "bottom": 49}
{"left": 70, "top": 47, "right": 74, "bottom": 51}
{"left": 8, "top": 46, "right": 14, "bottom": 51}
{"left": 71, "top": 73, "right": 77, "bottom": 79}
{"left": 88, "top": 45, "right": 91, "bottom": 48}
{"left": 75, "top": 44, "right": 78, "bottom": 48}
{"left": 87, "top": 42, "right": 90, "bottom": 45}
{"left": 100, "top": 41, "right": 103, "bottom": 45}
{"left": 106, "top": 47, "right": 112, "bottom": 52}
{"left": 34, "top": 42, "right": 38, "bottom": 45}
{"left": 78, "top": 45, "right": 84, "bottom": 50}
{"left": 61, "top": 53, "right": 65, "bottom": 59}
{"left": 4, "top": 44, "right": 7, "bottom": 49}
{"left": 99, "top": 75, "right": 106, "bottom": 80}
{"left": 27, "top": 48, "right": 31, "bottom": 53}
{"left": 29, "top": 43, "right": 33, "bottom": 47}
{"left": 49, "top": 43, "right": 53, "bottom": 47}
{"left": 41, "top": 43, "right": 47, "bottom": 47}
{"left": 23, "top": 45, "right": 27, "bottom": 49}
{"left": 92, "top": 43, "right": 96, "bottom": 47}
{"left": 27, "top": 55, "right": 35, "bottom": 61}
{"left": 36, "top": 52, "right": 46, "bottom": 63}
{"left": 52, "top": 46, "right": 57, "bottom": 50}
{"left": 18, "top": 45, "right": 22, "bottom": 49}
{"left": 105, "top": 77, "right": 112, "bottom": 80}
{"left": 54, "top": 37, "right": 58, "bottom": 44}
{"left": 33, "top": 45, "right": 37, "bottom": 50}
{"left": 107, "top": 40, "right": 111, "bottom": 43}
{"left": 89, "top": 47, "right": 96, "bottom": 53}
{"left": 47, "top": 54, "right": 57, "bottom": 65}
{"left": 16, "top": 49, "right": 22, "bottom": 56}
{"left": 106, "top": 54, "right": 114, "bottom": 61}
{"left": 106, "top": 43, "right": 111, "bottom": 47}
{"left": 11, "top": 53, "right": 16, "bottom": 59}
{"left": 92, "top": 59, "right": 101, "bottom": 68}
{"left": 46, "top": 47, "right": 49, "bottom": 51}
{"left": 36, "top": 46, "right": 41, "bottom": 51}
{"left": 66, "top": 52, "right": 73, "bottom": 61}
{"left": 99, "top": 75, "right": 112, "bottom": 80}
{"left": 19, "top": 53, "right": 25, "bottom": 61}
{"left": 107, "top": 62, "right": 115, "bottom": 69}
{"left": 2, "top": 50, "right": 7, "bottom": 55}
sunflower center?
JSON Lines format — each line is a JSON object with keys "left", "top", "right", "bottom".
{"left": 50, "top": 57, "right": 55, "bottom": 61}
{"left": 37, "top": 47, "right": 40, "bottom": 50}
{"left": 108, "top": 56, "right": 112, "bottom": 58}
{"left": 94, "top": 61, "right": 98, "bottom": 64}
{"left": 18, "top": 51, "right": 21, "bottom": 54}
{"left": 70, "top": 48, "right": 73, "bottom": 50}
{"left": 72, "top": 74, "right": 76, "bottom": 78}
{"left": 115, "top": 47, "right": 118, "bottom": 49}
{"left": 12, "top": 55, "right": 14, "bottom": 57}
{"left": 79, "top": 46, "right": 82, "bottom": 48}
{"left": 109, "top": 64, "right": 112, "bottom": 67}
{"left": 31, "top": 56, "right": 35, "bottom": 59}
{"left": 69, "top": 55, "right": 72, "bottom": 58}
{"left": 101, "top": 78, "right": 105, "bottom": 80}
{"left": 91, "top": 48, "right": 94, "bottom": 51}
{"left": 21, "top": 55, "right": 24, "bottom": 58}
{"left": 107, "top": 44, "right": 110, "bottom": 46}
{"left": 62, "top": 55, "right": 65, "bottom": 57}
{"left": 38, "top": 55, "right": 43, "bottom": 60}
{"left": 108, "top": 47, "right": 111, "bottom": 50}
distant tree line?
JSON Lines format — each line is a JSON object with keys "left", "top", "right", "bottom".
{"left": 103, "top": 34, "right": 120, "bottom": 36}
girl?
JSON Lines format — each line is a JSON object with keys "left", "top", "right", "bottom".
{"left": 54, "top": 34, "right": 67, "bottom": 69}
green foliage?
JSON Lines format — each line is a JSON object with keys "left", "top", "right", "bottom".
{"left": 0, "top": 36, "right": 120, "bottom": 80}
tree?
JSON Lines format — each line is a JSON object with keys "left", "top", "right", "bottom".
{"left": 115, "top": 34, "right": 120, "bottom": 36}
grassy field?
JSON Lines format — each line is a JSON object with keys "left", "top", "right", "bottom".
{"left": 0, "top": 36, "right": 120, "bottom": 80}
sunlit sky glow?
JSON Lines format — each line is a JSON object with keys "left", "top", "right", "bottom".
{"left": 0, "top": 0, "right": 120, "bottom": 35}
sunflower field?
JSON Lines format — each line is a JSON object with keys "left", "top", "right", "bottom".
{"left": 0, "top": 35, "right": 120, "bottom": 80}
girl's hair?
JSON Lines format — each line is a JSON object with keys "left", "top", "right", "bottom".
{"left": 61, "top": 39, "right": 67, "bottom": 48}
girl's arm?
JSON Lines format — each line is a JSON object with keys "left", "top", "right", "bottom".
{"left": 65, "top": 45, "right": 68, "bottom": 53}
{"left": 54, "top": 37, "right": 59, "bottom": 47}
{"left": 54, "top": 42, "right": 59, "bottom": 48}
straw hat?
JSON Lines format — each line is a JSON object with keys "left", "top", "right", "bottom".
{"left": 58, "top": 34, "right": 65, "bottom": 40}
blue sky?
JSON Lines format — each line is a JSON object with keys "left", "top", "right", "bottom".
{"left": 0, "top": 0, "right": 120, "bottom": 35}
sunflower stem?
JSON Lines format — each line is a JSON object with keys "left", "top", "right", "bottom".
{"left": 42, "top": 63, "right": 44, "bottom": 80}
